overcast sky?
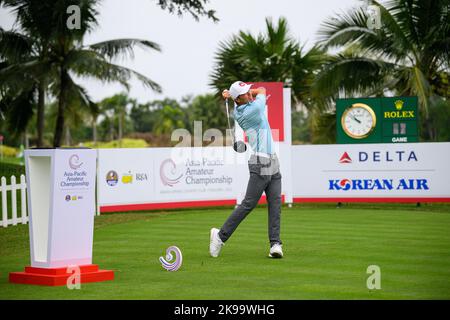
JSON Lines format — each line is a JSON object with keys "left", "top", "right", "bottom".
{"left": 0, "top": 0, "right": 360, "bottom": 103}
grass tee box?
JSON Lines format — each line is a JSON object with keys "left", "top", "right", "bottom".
{"left": 1, "top": 203, "right": 450, "bottom": 299}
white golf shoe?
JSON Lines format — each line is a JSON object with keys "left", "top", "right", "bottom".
{"left": 269, "top": 243, "right": 283, "bottom": 258}
{"left": 209, "top": 228, "right": 224, "bottom": 257}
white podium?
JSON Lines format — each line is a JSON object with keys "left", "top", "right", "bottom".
{"left": 10, "top": 148, "right": 113, "bottom": 286}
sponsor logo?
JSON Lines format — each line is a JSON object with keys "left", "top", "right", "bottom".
{"left": 384, "top": 110, "right": 415, "bottom": 119}
{"left": 65, "top": 194, "right": 82, "bottom": 201}
{"left": 136, "top": 173, "right": 148, "bottom": 181}
{"left": 384, "top": 100, "right": 415, "bottom": 118}
{"left": 329, "top": 178, "right": 429, "bottom": 191}
{"left": 339, "top": 150, "right": 418, "bottom": 163}
{"left": 106, "top": 170, "right": 118, "bottom": 186}
{"left": 106, "top": 170, "right": 147, "bottom": 186}
{"left": 339, "top": 152, "right": 352, "bottom": 164}
{"left": 121, "top": 172, "right": 133, "bottom": 184}
{"left": 395, "top": 100, "right": 404, "bottom": 110}
{"left": 160, "top": 159, "right": 183, "bottom": 187}
{"left": 69, "top": 154, "right": 83, "bottom": 170}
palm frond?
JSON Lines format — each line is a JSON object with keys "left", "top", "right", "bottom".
{"left": 66, "top": 49, "right": 162, "bottom": 93}
{"left": 318, "top": 7, "right": 375, "bottom": 48}
{"left": 1, "top": 86, "right": 36, "bottom": 135}
{"left": 409, "top": 66, "right": 431, "bottom": 117}
{"left": 0, "top": 27, "right": 34, "bottom": 61}
{"left": 64, "top": 76, "right": 98, "bottom": 124}
{"left": 318, "top": 1, "right": 417, "bottom": 63}
{"left": 313, "top": 53, "right": 396, "bottom": 98}
{"left": 88, "top": 38, "right": 161, "bottom": 60}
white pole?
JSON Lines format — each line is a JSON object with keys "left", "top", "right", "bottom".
{"left": 11, "top": 175, "right": 17, "bottom": 226}
{"left": 20, "top": 175, "right": 27, "bottom": 224}
{"left": 96, "top": 149, "right": 100, "bottom": 216}
{"left": 1, "top": 177, "right": 8, "bottom": 227}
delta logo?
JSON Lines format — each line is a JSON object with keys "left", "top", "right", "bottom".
{"left": 329, "top": 178, "right": 429, "bottom": 191}
{"left": 338, "top": 150, "right": 418, "bottom": 163}
{"left": 339, "top": 152, "right": 352, "bottom": 163}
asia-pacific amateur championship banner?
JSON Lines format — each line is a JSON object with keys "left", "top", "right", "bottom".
{"left": 97, "top": 147, "right": 248, "bottom": 212}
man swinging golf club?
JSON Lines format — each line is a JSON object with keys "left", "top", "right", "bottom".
{"left": 209, "top": 81, "right": 283, "bottom": 258}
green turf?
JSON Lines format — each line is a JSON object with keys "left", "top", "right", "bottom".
{"left": 1, "top": 204, "right": 450, "bottom": 299}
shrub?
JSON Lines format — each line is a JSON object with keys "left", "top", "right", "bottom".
{"left": 82, "top": 138, "right": 149, "bottom": 149}
{"left": 0, "top": 145, "right": 18, "bottom": 157}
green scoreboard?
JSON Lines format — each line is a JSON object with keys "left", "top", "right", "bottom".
{"left": 336, "top": 96, "right": 419, "bottom": 144}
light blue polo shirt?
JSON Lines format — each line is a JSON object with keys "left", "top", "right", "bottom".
{"left": 234, "top": 94, "right": 274, "bottom": 155}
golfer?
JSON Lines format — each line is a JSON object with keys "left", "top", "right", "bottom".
{"left": 209, "top": 81, "right": 283, "bottom": 258}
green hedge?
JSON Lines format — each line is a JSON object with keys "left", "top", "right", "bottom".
{"left": 0, "top": 161, "right": 25, "bottom": 180}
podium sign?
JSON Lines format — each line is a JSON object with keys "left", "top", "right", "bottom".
{"left": 28, "top": 149, "right": 96, "bottom": 267}
{"left": 10, "top": 148, "right": 113, "bottom": 286}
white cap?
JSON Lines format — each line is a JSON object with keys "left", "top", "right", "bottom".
{"left": 229, "top": 81, "right": 252, "bottom": 100}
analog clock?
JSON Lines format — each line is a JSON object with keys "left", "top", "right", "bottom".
{"left": 341, "top": 103, "right": 376, "bottom": 139}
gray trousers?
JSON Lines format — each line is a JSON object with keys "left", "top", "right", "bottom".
{"left": 219, "top": 154, "right": 282, "bottom": 246}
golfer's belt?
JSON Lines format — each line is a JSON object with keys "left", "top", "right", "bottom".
{"left": 254, "top": 152, "right": 277, "bottom": 159}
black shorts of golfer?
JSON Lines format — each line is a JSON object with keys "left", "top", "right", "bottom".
{"left": 210, "top": 81, "right": 283, "bottom": 259}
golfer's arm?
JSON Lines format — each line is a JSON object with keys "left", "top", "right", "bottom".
{"left": 250, "top": 87, "right": 266, "bottom": 97}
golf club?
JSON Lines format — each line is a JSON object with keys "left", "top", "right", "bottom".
{"left": 225, "top": 98, "right": 247, "bottom": 153}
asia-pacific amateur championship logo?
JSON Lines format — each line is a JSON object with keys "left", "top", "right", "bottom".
{"left": 69, "top": 154, "right": 83, "bottom": 170}
{"left": 60, "top": 154, "right": 89, "bottom": 189}
{"left": 159, "top": 157, "right": 233, "bottom": 189}
{"left": 160, "top": 159, "right": 183, "bottom": 187}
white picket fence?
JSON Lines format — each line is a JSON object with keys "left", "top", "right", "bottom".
{"left": 0, "top": 175, "right": 28, "bottom": 228}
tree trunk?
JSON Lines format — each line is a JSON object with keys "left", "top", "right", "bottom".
{"left": 23, "top": 130, "right": 29, "bottom": 149}
{"left": 37, "top": 84, "right": 45, "bottom": 147}
{"left": 425, "top": 117, "right": 435, "bottom": 141}
{"left": 65, "top": 125, "right": 71, "bottom": 146}
{"left": 92, "top": 116, "right": 97, "bottom": 146}
{"left": 53, "top": 70, "right": 68, "bottom": 147}
{"left": 118, "top": 111, "right": 123, "bottom": 148}
{"left": 109, "top": 117, "right": 115, "bottom": 141}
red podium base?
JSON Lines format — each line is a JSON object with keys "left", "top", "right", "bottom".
{"left": 9, "top": 264, "right": 114, "bottom": 286}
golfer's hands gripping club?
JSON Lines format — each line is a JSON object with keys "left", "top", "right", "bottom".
{"left": 222, "top": 89, "right": 231, "bottom": 100}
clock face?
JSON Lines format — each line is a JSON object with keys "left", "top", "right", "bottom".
{"left": 341, "top": 103, "right": 376, "bottom": 139}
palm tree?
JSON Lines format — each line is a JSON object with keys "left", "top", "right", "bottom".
{"left": 1, "top": 0, "right": 221, "bottom": 147}
{"left": 315, "top": 0, "right": 449, "bottom": 140}
{"left": 0, "top": 0, "right": 162, "bottom": 147}
{"left": 210, "top": 17, "right": 327, "bottom": 110}
{"left": 98, "top": 93, "right": 132, "bottom": 147}
{"left": 0, "top": 26, "right": 47, "bottom": 146}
